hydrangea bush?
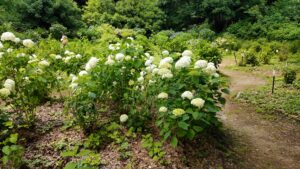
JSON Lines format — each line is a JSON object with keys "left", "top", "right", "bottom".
{"left": 0, "top": 31, "right": 227, "bottom": 149}
{"left": 0, "top": 32, "right": 62, "bottom": 125}
{"left": 67, "top": 36, "right": 228, "bottom": 145}
{"left": 149, "top": 50, "right": 226, "bottom": 147}
{"left": 67, "top": 37, "right": 153, "bottom": 132}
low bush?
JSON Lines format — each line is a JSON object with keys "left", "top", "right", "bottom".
{"left": 283, "top": 68, "right": 297, "bottom": 84}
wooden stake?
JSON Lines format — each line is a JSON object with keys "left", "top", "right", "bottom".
{"left": 272, "top": 70, "right": 275, "bottom": 94}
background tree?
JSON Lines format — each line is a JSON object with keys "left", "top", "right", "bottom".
{"left": 83, "top": 0, "right": 165, "bottom": 33}
{"left": 0, "top": 0, "right": 83, "bottom": 33}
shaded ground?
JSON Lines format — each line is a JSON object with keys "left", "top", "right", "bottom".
{"left": 219, "top": 58, "right": 300, "bottom": 169}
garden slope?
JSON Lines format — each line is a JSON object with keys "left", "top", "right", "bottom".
{"left": 219, "top": 59, "right": 300, "bottom": 169}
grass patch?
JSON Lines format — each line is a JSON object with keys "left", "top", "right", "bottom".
{"left": 238, "top": 83, "right": 300, "bottom": 119}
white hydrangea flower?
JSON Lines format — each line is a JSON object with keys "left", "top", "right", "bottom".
{"left": 162, "top": 50, "right": 169, "bottom": 56}
{"left": 144, "top": 53, "right": 151, "bottom": 58}
{"left": 69, "top": 83, "right": 78, "bottom": 89}
{"left": 159, "top": 106, "right": 168, "bottom": 113}
{"left": 22, "top": 39, "right": 35, "bottom": 48}
{"left": 191, "top": 98, "right": 205, "bottom": 109}
{"left": 146, "top": 64, "right": 157, "bottom": 72}
{"left": 1, "top": 32, "right": 16, "bottom": 41}
{"left": 4, "top": 79, "right": 15, "bottom": 91}
{"left": 109, "top": 44, "right": 116, "bottom": 50}
{"left": 127, "top": 37, "right": 134, "bottom": 41}
{"left": 149, "top": 80, "right": 156, "bottom": 85}
{"left": 0, "top": 88, "right": 10, "bottom": 97}
{"left": 24, "top": 76, "right": 29, "bottom": 81}
{"left": 55, "top": 55, "right": 62, "bottom": 59}
{"left": 128, "top": 80, "right": 134, "bottom": 86}
{"left": 13, "top": 38, "right": 21, "bottom": 43}
{"left": 39, "top": 60, "right": 50, "bottom": 67}
{"left": 125, "top": 55, "right": 131, "bottom": 61}
{"left": 172, "top": 108, "right": 185, "bottom": 116}
{"left": 75, "top": 54, "right": 82, "bottom": 59}
{"left": 137, "top": 76, "right": 144, "bottom": 83}
{"left": 16, "top": 53, "right": 26, "bottom": 57}
{"left": 175, "top": 56, "right": 191, "bottom": 69}
{"left": 213, "top": 73, "right": 219, "bottom": 78}
{"left": 7, "top": 48, "right": 13, "bottom": 53}
{"left": 145, "top": 59, "right": 152, "bottom": 66}
{"left": 159, "top": 62, "right": 172, "bottom": 69}
{"left": 105, "top": 58, "right": 115, "bottom": 65}
{"left": 207, "top": 62, "right": 215, "bottom": 67}
{"left": 71, "top": 76, "right": 78, "bottom": 83}
{"left": 0, "top": 42, "right": 3, "bottom": 49}
{"left": 65, "top": 50, "right": 74, "bottom": 55}
{"left": 149, "top": 56, "right": 155, "bottom": 61}
{"left": 205, "top": 63, "right": 217, "bottom": 74}
{"left": 85, "top": 57, "right": 99, "bottom": 71}
{"left": 159, "top": 57, "right": 173, "bottom": 67}
{"left": 181, "top": 91, "right": 194, "bottom": 100}
{"left": 152, "top": 68, "right": 160, "bottom": 74}
{"left": 115, "top": 53, "right": 125, "bottom": 61}
{"left": 64, "top": 56, "right": 72, "bottom": 63}
{"left": 0, "top": 52, "right": 4, "bottom": 58}
{"left": 158, "top": 68, "right": 173, "bottom": 79}
{"left": 120, "top": 114, "right": 128, "bottom": 123}
{"left": 79, "top": 70, "right": 88, "bottom": 76}
{"left": 182, "top": 50, "right": 193, "bottom": 57}
{"left": 157, "top": 92, "right": 168, "bottom": 99}
{"left": 140, "top": 71, "right": 146, "bottom": 77}
{"left": 194, "top": 60, "right": 208, "bottom": 69}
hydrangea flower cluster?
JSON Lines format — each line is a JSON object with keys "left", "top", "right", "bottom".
{"left": 1, "top": 32, "right": 35, "bottom": 47}
{"left": 23, "top": 39, "right": 35, "bottom": 48}
{"left": 61, "top": 50, "right": 82, "bottom": 63}
{"left": 0, "top": 79, "right": 15, "bottom": 97}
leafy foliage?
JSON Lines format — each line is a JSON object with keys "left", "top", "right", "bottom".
{"left": 83, "top": 0, "right": 165, "bottom": 33}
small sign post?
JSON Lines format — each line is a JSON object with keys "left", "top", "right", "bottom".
{"left": 272, "top": 70, "right": 275, "bottom": 94}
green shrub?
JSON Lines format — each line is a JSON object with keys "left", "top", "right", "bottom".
{"left": 83, "top": 0, "right": 165, "bottom": 33}
{"left": 49, "top": 24, "right": 68, "bottom": 39}
{"left": 190, "top": 40, "right": 222, "bottom": 66}
{"left": 245, "top": 50, "right": 259, "bottom": 66}
{"left": 283, "top": 68, "right": 297, "bottom": 84}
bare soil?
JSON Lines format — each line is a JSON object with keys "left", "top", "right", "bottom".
{"left": 219, "top": 58, "right": 300, "bottom": 169}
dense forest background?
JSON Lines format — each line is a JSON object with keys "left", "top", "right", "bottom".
{"left": 0, "top": 0, "right": 299, "bottom": 40}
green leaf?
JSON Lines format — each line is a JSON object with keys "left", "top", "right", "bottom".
{"left": 155, "top": 119, "right": 163, "bottom": 127}
{"left": 170, "top": 136, "right": 178, "bottom": 148}
{"left": 163, "top": 131, "right": 171, "bottom": 141}
{"left": 178, "top": 121, "right": 189, "bottom": 130}
{"left": 9, "top": 133, "right": 18, "bottom": 144}
{"left": 2, "top": 156, "right": 9, "bottom": 164}
{"left": 193, "top": 126, "right": 203, "bottom": 132}
{"left": 61, "top": 146, "right": 78, "bottom": 157}
{"left": 187, "top": 129, "right": 196, "bottom": 140}
{"left": 2, "top": 146, "right": 10, "bottom": 155}
{"left": 77, "top": 149, "right": 92, "bottom": 156}
{"left": 205, "top": 103, "right": 220, "bottom": 113}
{"left": 221, "top": 88, "right": 230, "bottom": 94}
{"left": 64, "top": 162, "right": 77, "bottom": 169}
{"left": 219, "top": 97, "right": 226, "bottom": 105}
{"left": 192, "top": 111, "right": 200, "bottom": 120}
{"left": 182, "top": 114, "right": 189, "bottom": 121}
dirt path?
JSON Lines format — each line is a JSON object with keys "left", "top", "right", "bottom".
{"left": 219, "top": 58, "right": 300, "bottom": 169}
